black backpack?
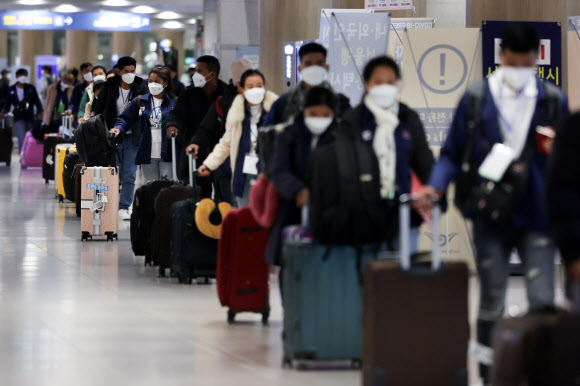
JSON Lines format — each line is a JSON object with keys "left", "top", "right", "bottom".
{"left": 309, "top": 131, "right": 386, "bottom": 246}
{"left": 75, "top": 114, "right": 116, "bottom": 167}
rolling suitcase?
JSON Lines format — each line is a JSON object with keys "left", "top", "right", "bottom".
{"left": 20, "top": 131, "right": 43, "bottom": 168}
{"left": 43, "top": 134, "right": 70, "bottom": 183}
{"left": 0, "top": 113, "right": 14, "bottom": 166}
{"left": 62, "top": 151, "right": 80, "bottom": 202}
{"left": 80, "top": 166, "right": 119, "bottom": 241}
{"left": 362, "top": 197, "right": 469, "bottom": 386}
{"left": 75, "top": 162, "right": 83, "bottom": 217}
{"left": 56, "top": 146, "right": 76, "bottom": 202}
{"left": 216, "top": 206, "right": 269, "bottom": 323}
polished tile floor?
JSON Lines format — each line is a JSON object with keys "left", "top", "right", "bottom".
{"left": 0, "top": 152, "right": 567, "bottom": 386}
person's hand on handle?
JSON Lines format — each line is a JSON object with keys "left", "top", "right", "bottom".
{"left": 412, "top": 186, "right": 443, "bottom": 219}
{"left": 64, "top": 109, "right": 73, "bottom": 116}
{"left": 197, "top": 164, "right": 211, "bottom": 177}
{"left": 78, "top": 117, "right": 84, "bottom": 124}
{"left": 109, "top": 128, "right": 121, "bottom": 137}
{"left": 295, "top": 188, "right": 309, "bottom": 208}
{"left": 186, "top": 144, "right": 199, "bottom": 158}
{"left": 167, "top": 126, "right": 178, "bottom": 139}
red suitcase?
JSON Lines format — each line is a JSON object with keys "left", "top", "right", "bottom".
{"left": 217, "top": 207, "right": 270, "bottom": 324}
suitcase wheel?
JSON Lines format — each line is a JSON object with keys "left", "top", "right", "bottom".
{"left": 158, "top": 267, "right": 166, "bottom": 278}
{"left": 282, "top": 357, "right": 292, "bottom": 369}
{"left": 261, "top": 310, "right": 269, "bottom": 326}
{"left": 45, "top": 179, "right": 49, "bottom": 184}
{"left": 58, "top": 195, "right": 64, "bottom": 203}
{"left": 227, "top": 309, "right": 236, "bottom": 324}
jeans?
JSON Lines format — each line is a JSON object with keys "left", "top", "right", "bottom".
{"left": 216, "top": 175, "right": 234, "bottom": 205}
{"left": 473, "top": 220, "right": 555, "bottom": 379}
{"left": 15, "top": 119, "right": 33, "bottom": 154}
{"left": 141, "top": 159, "right": 173, "bottom": 183}
{"left": 117, "top": 135, "right": 139, "bottom": 210}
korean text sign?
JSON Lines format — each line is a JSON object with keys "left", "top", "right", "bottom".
{"left": 482, "top": 21, "right": 561, "bottom": 88}
{"left": 327, "top": 12, "right": 391, "bottom": 106}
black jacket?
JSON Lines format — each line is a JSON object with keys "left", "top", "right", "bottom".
{"left": 172, "top": 77, "right": 186, "bottom": 98}
{"left": 546, "top": 112, "right": 580, "bottom": 266}
{"left": 0, "top": 78, "right": 9, "bottom": 108}
{"left": 93, "top": 75, "right": 147, "bottom": 129}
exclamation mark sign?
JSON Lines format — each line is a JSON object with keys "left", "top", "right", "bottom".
{"left": 440, "top": 53, "right": 446, "bottom": 85}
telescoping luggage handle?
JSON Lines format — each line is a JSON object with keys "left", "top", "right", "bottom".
{"left": 187, "top": 147, "right": 197, "bottom": 189}
{"left": 171, "top": 130, "right": 178, "bottom": 182}
{"left": 399, "top": 194, "right": 441, "bottom": 272}
{"left": 61, "top": 115, "right": 73, "bottom": 136}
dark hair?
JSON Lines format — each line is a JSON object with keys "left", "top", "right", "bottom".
{"left": 363, "top": 56, "right": 401, "bottom": 82}
{"left": 71, "top": 68, "right": 79, "bottom": 78}
{"left": 1, "top": 69, "right": 9, "bottom": 76}
{"left": 91, "top": 65, "right": 106, "bottom": 76}
{"left": 167, "top": 64, "right": 177, "bottom": 73}
{"left": 93, "top": 80, "right": 106, "bottom": 93}
{"left": 16, "top": 68, "right": 28, "bottom": 77}
{"left": 106, "top": 70, "right": 116, "bottom": 77}
{"left": 116, "top": 56, "right": 137, "bottom": 71}
{"left": 42, "top": 65, "right": 52, "bottom": 74}
{"left": 197, "top": 55, "right": 221, "bottom": 76}
{"left": 304, "top": 87, "right": 336, "bottom": 111}
{"left": 149, "top": 66, "right": 176, "bottom": 98}
{"left": 80, "top": 62, "right": 93, "bottom": 71}
{"left": 500, "top": 23, "right": 540, "bottom": 54}
{"left": 299, "top": 42, "right": 327, "bottom": 61}
{"left": 240, "top": 69, "right": 265, "bottom": 88}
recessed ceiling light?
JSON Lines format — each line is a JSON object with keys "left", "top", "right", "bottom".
{"left": 131, "top": 5, "right": 156, "bottom": 13}
{"left": 185, "top": 18, "right": 197, "bottom": 25}
{"left": 54, "top": 4, "right": 81, "bottom": 12}
{"left": 16, "top": 0, "right": 48, "bottom": 5}
{"left": 156, "top": 11, "right": 181, "bottom": 20}
{"left": 102, "top": 0, "right": 131, "bottom": 6}
{"left": 162, "top": 21, "right": 184, "bottom": 29}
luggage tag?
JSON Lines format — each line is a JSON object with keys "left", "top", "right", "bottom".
{"left": 139, "top": 106, "right": 145, "bottom": 116}
{"left": 151, "top": 124, "right": 162, "bottom": 144}
{"left": 478, "top": 143, "right": 515, "bottom": 182}
{"left": 242, "top": 152, "right": 259, "bottom": 175}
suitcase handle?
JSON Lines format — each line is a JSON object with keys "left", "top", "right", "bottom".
{"left": 188, "top": 149, "right": 197, "bottom": 189}
{"left": 171, "top": 131, "right": 178, "bottom": 182}
{"left": 399, "top": 194, "right": 441, "bottom": 271}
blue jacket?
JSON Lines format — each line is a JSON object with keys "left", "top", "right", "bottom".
{"left": 429, "top": 78, "right": 570, "bottom": 230}
{"left": 114, "top": 93, "right": 177, "bottom": 165}
{"left": 68, "top": 81, "right": 89, "bottom": 114}
{"left": 3, "top": 84, "right": 43, "bottom": 122}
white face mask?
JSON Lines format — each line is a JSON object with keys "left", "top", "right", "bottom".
{"left": 502, "top": 66, "right": 535, "bottom": 91}
{"left": 300, "top": 65, "right": 328, "bottom": 87}
{"left": 121, "top": 73, "right": 136, "bottom": 85}
{"left": 93, "top": 75, "right": 106, "bottom": 83}
{"left": 304, "top": 117, "right": 333, "bottom": 136}
{"left": 83, "top": 72, "right": 93, "bottom": 82}
{"left": 368, "top": 84, "right": 400, "bottom": 109}
{"left": 244, "top": 87, "right": 266, "bottom": 105}
{"left": 192, "top": 72, "right": 210, "bottom": 88}
{"left": 148, "top": 82, "right": 165, "bottom": 96}
{"left": 60, "top": 82, "right": 70, "bottom": 91}
{"left": 17, "top": 76, "right": 27, "bottom": 84}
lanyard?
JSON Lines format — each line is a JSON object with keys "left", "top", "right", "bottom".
{"left": 119, "top": 87, "right": 130, "bottom": 105}
{"left": 151, "top": 99, "right": 162, "bottom": 124}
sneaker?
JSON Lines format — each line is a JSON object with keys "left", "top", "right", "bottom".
{"left": 119, "top": 209, "right": 131, "bottom": 221}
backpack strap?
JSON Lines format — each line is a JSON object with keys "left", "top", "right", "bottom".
{"left": 135, "top": 95, "right": 143, "bottom": 108}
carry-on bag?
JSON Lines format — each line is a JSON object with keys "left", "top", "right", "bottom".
{"left": 362, "top": 196, "right": 469, "bottom": 386}
{"left": 74, "top": 162, "right": 83, "bottom": 217}
{"left": 62, "top": 151, "right": 80, "bottom": 202}
{"left": 80, "top": 165, "right": 119, "bottom": 241}
{"left": 42, "top": 134, "right": 71, "bottom": 183}
{"left": 20, "top": 131, "right": 43, "bottom": 168}
{"left": 216, "top": 206, "right": 269, "bottom": 323}
{"left": 0, "top": 113, "right": 14, "bottom": 166}
{"left": 75, "top": 114, "right": 116, "bottom": 167}
{"left": 54, "top": 143, "right": 75, "bottom": 200}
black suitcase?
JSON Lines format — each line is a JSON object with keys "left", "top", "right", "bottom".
{"left": 62, "top": 152, "right": 80, "bottom": 202}
{"left": 0, "top": 125, "right": 13, "bottom": 166}
{"left": 74, "top": 162, "right": 83, "bottom": 217}
{"left": 43, "top": 135, "right": 71, "bottom": 183}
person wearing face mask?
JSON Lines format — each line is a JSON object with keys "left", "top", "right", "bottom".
{"left": 64, "top": 62, "right": 93, "bottom": 122}
{"left": 0, "top": 68, "right": 43, "bottom": 153}
{"left": 77, "top": 65, "right": 107, "bottom": 124}
{"left": 42, "top": 72, "right": 74, "bottom": 131}
{"left": 265, "top": 87, "right": 338, "bottom": 268}
{"left": 197, "top": 69, "right": 278, "bottom": 207}
{"left": 343, "top": 56, "right": 434, "bottom": 252}
{"left": 166, "top": 55, "right": 228, "bottom": 184}
{"left": 262, "top": 42, "right": 351, "bottom": 126}
{"left": 40, "top": 65, "right": 56, "bottom": 102}
{"left": 185, "top": 57, "right": 255, "bottom": 205}
{"left": 93, "top": 56, "right": 148, "bottom": 221}
{"left": 414, "top": 23, "right": 569, "bottom": 383}
{"left": 110, "top": 66, "right": 177, "bottom": 182}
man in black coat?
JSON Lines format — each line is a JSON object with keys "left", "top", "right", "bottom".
{"left": 168, "top": 64, "right": 186, "bottom": 97}
{"left": 167, "top": 55, "right": 228, "bottom": 183}
{"left": 93, "top": 56, "right": 148, "bottom": 221}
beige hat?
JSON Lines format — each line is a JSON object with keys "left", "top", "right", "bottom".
{"left": 231, "top": 57, "right": 255, "bottom": 85}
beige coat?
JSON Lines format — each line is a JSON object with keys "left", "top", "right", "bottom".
{"left": 83, "top": 83, "right": 95, "bottom": 121}
{"left": 42, "top": 81, "right": 74, "bottom": 125}
{"left": 203, "top": 90, "right": 279, "bottom": 172}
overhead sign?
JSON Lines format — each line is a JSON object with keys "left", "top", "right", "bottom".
{"left": 0, "top": 11, "right": 150, "bottom": 32}
{"left": 365, "top": 0, "right": 413, "bottom": 10}
{"left": 568, "top": 17, "right": 580, "bottom": 110}
{"left": 327, "top": 11, "right": 391, "bottom": 106}
{"left": 482, "top": 20, "right": 562, "bottom": 88}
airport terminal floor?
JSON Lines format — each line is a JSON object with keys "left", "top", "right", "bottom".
{"left": 0, "top": 151, "right": 569, "bottom": 386}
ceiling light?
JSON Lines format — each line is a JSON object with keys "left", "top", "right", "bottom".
{"left": 156, "top": 11, "right": 181, "bottom": 20}
{"left": 162, "top": 21, "right": 184, "bottom": 29}
{"left": 16, "top": 0, "right": 48, "bottom": 5}
{"left": 54, "top": 4, "right": 81, "bottom": 12}
{"left": 102, "top": 0, "right": 131, "bottom": 6}
{"left": 185, "top": 18, "right": 197, "bottom": 25}
{"left": 130, "top": 5, "right": 156, "bottom": 13}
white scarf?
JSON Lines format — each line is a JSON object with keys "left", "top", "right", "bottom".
{"left": 364, "top": 94, "right": 400, "bottom": 199}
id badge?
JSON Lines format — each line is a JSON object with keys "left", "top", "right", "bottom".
{"left": 478, "top": 143, "right": 515, "bottom": 182}
{"left": 242, "top": 153, "right": 259, "bottom": 175}
{"left": 151, "top": 125, "right": 162, "bottom": 144}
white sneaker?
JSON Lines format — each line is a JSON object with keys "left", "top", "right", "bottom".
{"left": 119, "top": 209, "right": 131, "bottom": 221}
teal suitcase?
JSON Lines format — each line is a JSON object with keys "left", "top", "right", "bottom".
{"left": 282, "top": 241, "right": 379, "bottom": 368}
